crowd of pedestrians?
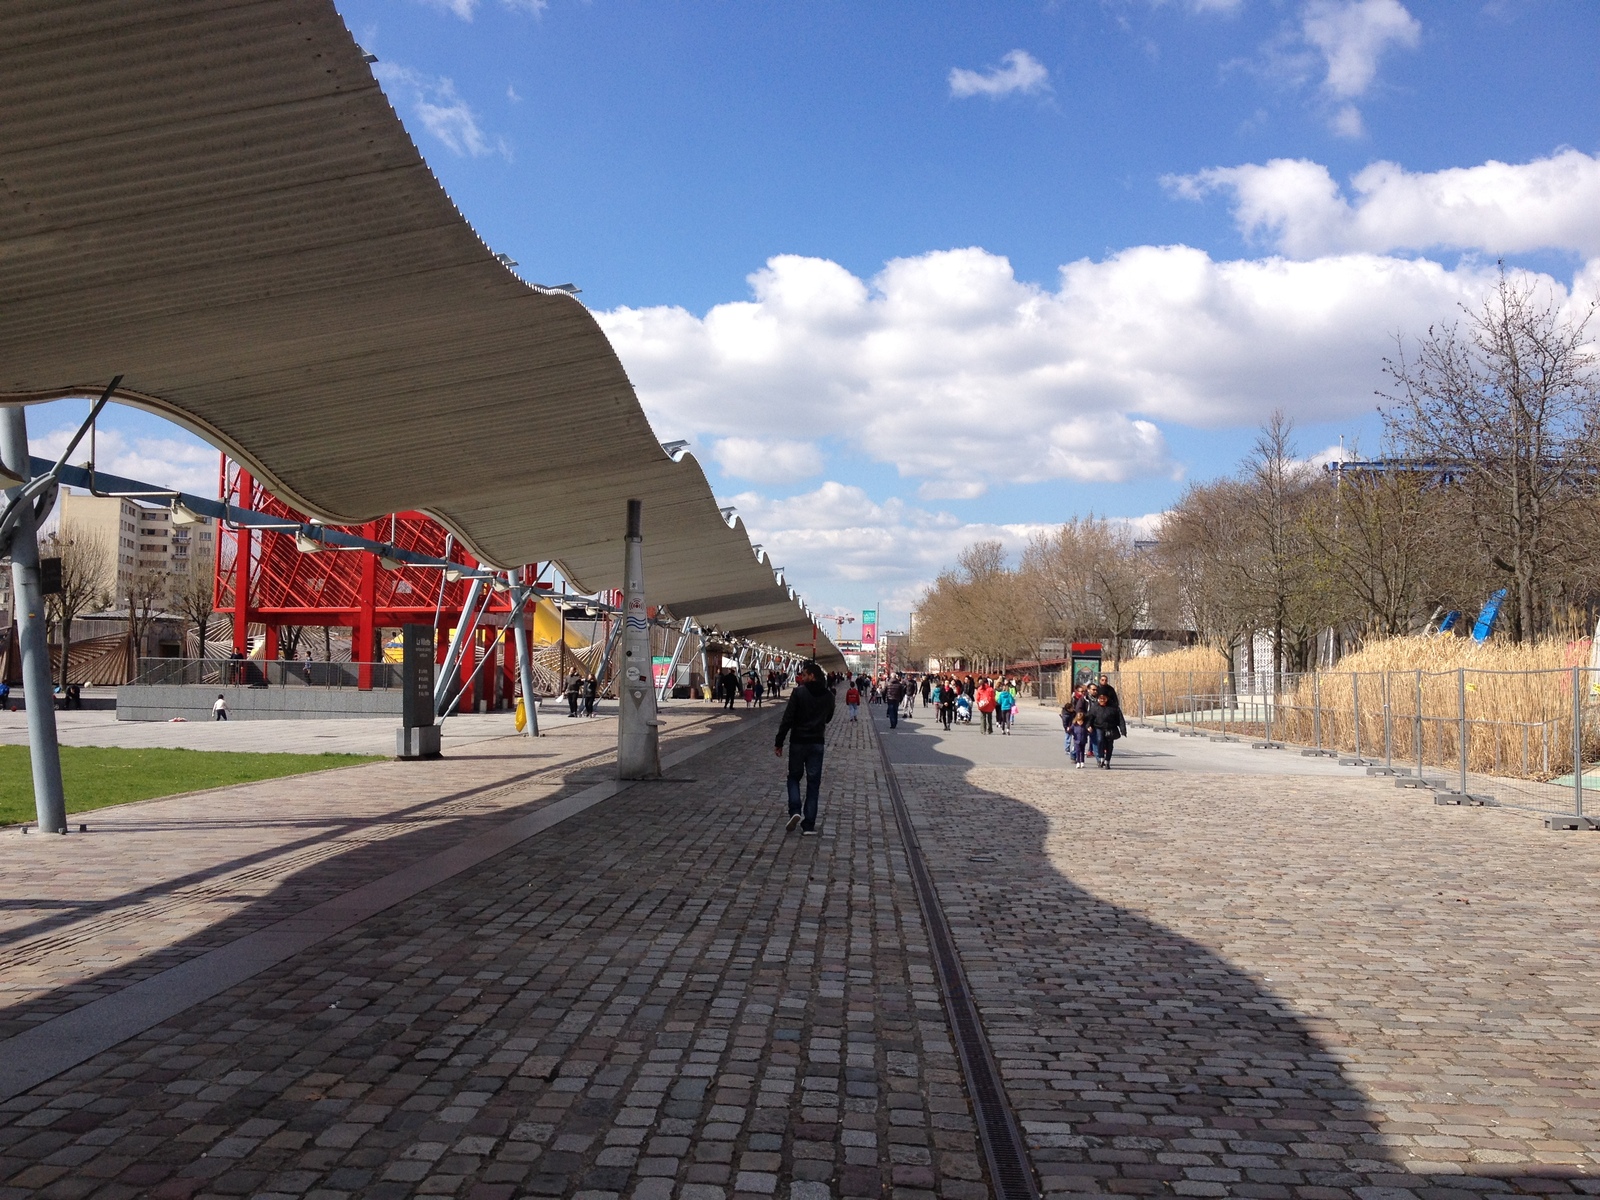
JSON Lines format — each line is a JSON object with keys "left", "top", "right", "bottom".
{"left": 714, "top": 666, "right": 790, "bottom": 709}
{"left": 562, "top": 672, "right": 600, "bottom": 717}
{"left": 1059, "top": 674, "right": 1127, "bottom": 769}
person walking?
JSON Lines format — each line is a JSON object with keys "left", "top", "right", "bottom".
{"left": 721, "top": 667, "right": 738, "bottom": 710}
{"left": 996, "top": 680, "right": 1015, "bottom": 734}
{"left": 212, "top": 693, "right": 229, "bottom": 721}
{"left": 1097, "top": 673, "right": 1120, "bottom": 710}
{"left": 884, "top": 673, "right": 907, "bottom": 730}
{"left": 775, "top": 661, "right": 836, "bottom": 835}
{"left": 565, "top": 671, "right": 583, "bottom": 717}
{"left": 844, "top": 682, "right": 860, "bottom": 722}
{"left": 920, "top": 675, "right": 932, "bottom": 708}
{"left": 975, "top": 679, "right": 997, "bottom": 734}
{"left": 1064, "top": 709, "right": 1090, "bottom": 767}
{"left": 1088, "top": 692, "right": 1127, "bottom": 768}
{"left": 582, "top": 675, "right": 599, "bottom": 717}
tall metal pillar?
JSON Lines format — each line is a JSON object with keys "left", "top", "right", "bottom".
{"left": 435, "top": 576, "right": 484, "bottom": 714}
{"left": 512, "top": 569, "right": 540, "bottom": 736}
{"left": 617, "top": 499, "right": 660, "bottom": 779}
{"left": 1, "top": 407, "right": 67, "bottom": 833}
{"left": 354, "top": 523, "right": 378, "bottom": 690}
{"left": 231, "top": 468, "right": 254, "bottom": 655}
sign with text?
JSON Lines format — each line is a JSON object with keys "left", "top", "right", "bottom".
{"left": 402, "top": 624, "right": 436, "bottom": 728}
{"left": 860, "top": 609, "right": 877, "bottom": 651}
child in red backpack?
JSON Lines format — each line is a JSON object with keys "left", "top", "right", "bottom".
{"left": 844, "top": 683, "right": 860, "bottom": 723}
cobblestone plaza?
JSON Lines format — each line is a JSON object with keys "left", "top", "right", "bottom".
{"left": 2, "top": 702, "right": 1598, "bottom": 1199}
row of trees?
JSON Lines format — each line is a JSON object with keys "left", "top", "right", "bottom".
{"left": 910, "top": 273, "right": 1600, "bottom": 673}
{"left": 41, "top": 524, "right": 214, "bottom": 684}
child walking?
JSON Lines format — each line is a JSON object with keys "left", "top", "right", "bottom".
{"left": 1065, "top": 710, "right": 1089, "bottom": 768}
{"left": 845, "top": 682, "right": 860, "bottom": 723}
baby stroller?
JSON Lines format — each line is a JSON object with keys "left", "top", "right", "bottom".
{"left": 954, "top": 694, "right": 973, "bottom": 724}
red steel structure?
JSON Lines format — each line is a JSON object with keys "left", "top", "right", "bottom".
{"left": 214, "top": 459, "right": 537, "bottom": 707}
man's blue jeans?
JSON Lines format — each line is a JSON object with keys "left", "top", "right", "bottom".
{"left": 787, "top": 741, "right": 826, "bottom": 829}
{"left": 886, "top": 703, "right": 899, "bottom": 729}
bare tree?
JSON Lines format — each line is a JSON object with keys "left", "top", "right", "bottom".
{"left": 124, "top": 568, "right": 169, "bottom": 677}
{"left": 1023, "top": 517, "right": 1147, "bottom": 665}
{"left": 1382, "top": 270, "right": 1600, "bottom": 641}
{"left": 1241, "top": 413, "right": 1323, "bottom": 672}
{"left": 169, "top": 554, "right": 215, "bottom": 658}
{"left": 41, "top": 523, "right": 112, "bottom": 685}
{"left": 1303, "top": 461, "right": 1439, "bottom": 639}
{"left": 1157, "top": 481, "right": 1258, "bottom": 663}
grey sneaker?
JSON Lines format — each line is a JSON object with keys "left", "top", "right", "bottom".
{"left": 786, "top": 813, "right": 802, "bottom": 832}
{"left": 801, "top": 826, "right": 817, "bottom": 836}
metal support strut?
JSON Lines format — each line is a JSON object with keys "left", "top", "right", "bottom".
{"left": 1, "top": 407, "right": 67, "bottom": 833}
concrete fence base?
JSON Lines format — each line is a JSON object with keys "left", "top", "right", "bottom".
{"left": 116, "top": 685, "right": 403, "bottom": 722}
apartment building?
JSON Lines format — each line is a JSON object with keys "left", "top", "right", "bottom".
{"left": 55, "top": 491, "right": 215, "bottom": 598}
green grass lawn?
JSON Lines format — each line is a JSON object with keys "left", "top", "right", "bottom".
{"left": 0, "top": 745, "right": 383, "bottom": 826}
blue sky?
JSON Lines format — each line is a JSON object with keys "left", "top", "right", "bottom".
{"left": 33, "top": 0, "right": 1600, "bottom": 634}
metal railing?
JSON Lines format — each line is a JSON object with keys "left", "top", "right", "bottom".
{"left": 131, "top": 657, "right": 403, "bottom": 690}
{"left": 1103, "top": 665, "right": 1600, "bottom": 821}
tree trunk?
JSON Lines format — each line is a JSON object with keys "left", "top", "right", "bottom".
{"left": 59, "top": 616, "right": 72, "bottom": 686}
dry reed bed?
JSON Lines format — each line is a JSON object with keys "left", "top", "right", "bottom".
{"left": 1110, "top": 639, "right": 1598, "bottom": 782}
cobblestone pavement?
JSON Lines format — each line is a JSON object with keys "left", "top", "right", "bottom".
{"left": 0, "top": 707, "right": 741, "bottom": 1039}
{"left": 0, "top": 711, "right": 989, "bottom": 1199}
{"left": 894, "top": 729, "right": 1600, "bottom": 1199}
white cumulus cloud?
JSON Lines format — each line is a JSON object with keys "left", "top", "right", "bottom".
{"left": 418, "top": 0, "right": 547, "bottom": 18}
{"left": 33, "top": 424, "right": 221, "bottom": 497}
{"left": 600, "top": 242, "right": 1534, "bottom": 492}
{"left": 710, "top": 437, "right": 824, "bottom": 483}
{"left": 1170, "top": 148, "right": 1600, "bottom": 258}
{"left": 1302, "top": 0, "right": 1421, "bottom": 100}
{"left": 374, "top": 64, "right": 509, "bottom": 159}
{"left": 948, "top": 50, "right": 1050, "bottom": 99}
{"left": 727, "top": 482, "right": 1055, "bottom": 617}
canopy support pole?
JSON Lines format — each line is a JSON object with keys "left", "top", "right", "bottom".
{"left": 434, "top": 577, "right": 486, "bottom": 714}
{"left": 1, "top": 406, "right": 66, "bottom": 833}
{"left": 513, "top": 568, "right": 540, "bottom": 737}
{"left": 656, "top": 617, "right": 694, "bottom": 703}
{"left": 617, "top": 499, "right": 660, "bottom": 779}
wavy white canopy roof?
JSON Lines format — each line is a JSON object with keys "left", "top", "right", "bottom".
{"left": 0, "top": 0, "right": 840, "bottom": 668}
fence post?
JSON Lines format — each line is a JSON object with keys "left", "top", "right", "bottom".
{"left": 1313, "top": 671, "right": 1322, "bottom": 752}
{"left": 1415, "top": 669, "right": 1424, "bottom": 781}
{"left": 1575, "top": 664, "right": 1584, "bottom": 820}
{"left": 1352, "top": 673, "right": 1362, "bottom": 761}
{"left": 1457, "top": 668, "right": 1468, "bottom": 795}
{"left": 1383, "top": 671, "right": 1393, "bottom": 771}
{"left": 1264, "top": 675, "right": 1274, "bottom": 745}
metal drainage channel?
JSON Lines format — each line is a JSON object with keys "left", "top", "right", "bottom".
{"left": 872, "top": 726, "right": 1041, "bottom": 1200}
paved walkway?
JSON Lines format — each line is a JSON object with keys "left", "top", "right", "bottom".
{"left": 2, "top": 698, "right": 1599, "bottom": 1199}
{"left": 0, "top": 707, "right": 736, "bottom": 1039}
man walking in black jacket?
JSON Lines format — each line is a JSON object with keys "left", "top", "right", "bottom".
{"left": 775, "top": 660, "right": 836, "bottom": 835}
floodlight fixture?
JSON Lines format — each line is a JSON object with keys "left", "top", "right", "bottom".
{"left": 660, "top": 440, "right": 689, "bottom": 460}
{"left": 294, "top": 531, "right": 324, "bottom": 554}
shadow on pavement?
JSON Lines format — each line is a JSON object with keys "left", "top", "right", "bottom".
{"left": 0, "top": 708, "right": 758, "bottom": 1041}
{"left": 871, "top": 701, "right": 1593, "bottom": 1198}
